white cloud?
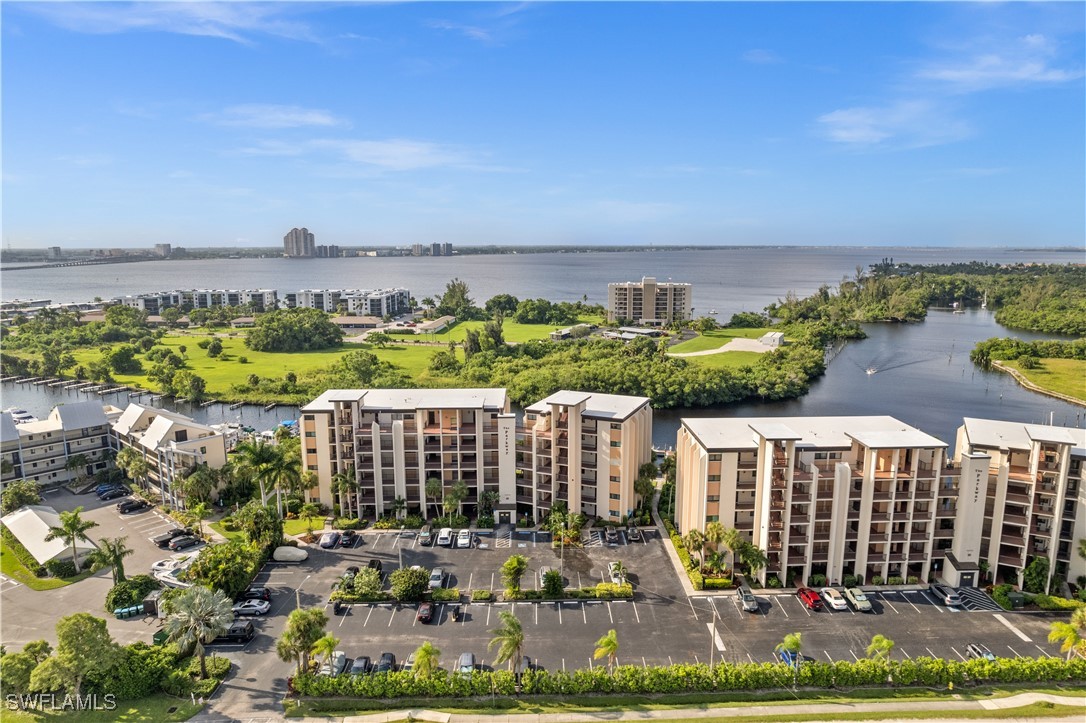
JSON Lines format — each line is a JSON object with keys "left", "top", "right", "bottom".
{"left": 233, "top": 136, "right": 506, "bottom": 173}
{"left": 817, "top": 100, "right": 971, "bottom": 149}
{"left": 742, "top": 49, "right": 783, "bottom": 65}
{"left": 426, "top": 19, "right": 493, "bottom": 43}
{"left": 23, "top": 2, "right": 317, "bottom": 44}
{"left": 917, "top": 33, "right": 1084, "bottom": 91}
{"left": 205, "top": 104, "right": 347, "bottom": 129}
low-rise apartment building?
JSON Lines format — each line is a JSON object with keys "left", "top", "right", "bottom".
{"left": 300, "top": 389, "right": 518, "bottom": 522}
{"left": 1, "top": 402, "right": 121, "bottom": 490}
{"left": 111, "top": 403, "right": 228, "bottom": 509}
{"left": 284, "top": 288, "right": 410, "bottom": 316}
{"left": 676, "top": 416, "right": 950, "bottom": 586}
{"left": 113, "top": 289, "right": 278, "bottom": 313}
{"left": 607, "top": 276, "right": 692, "bottom": 325}
{"left": 516, "top": 391, "right": 653, "bottom": 523}
{"left": 945, "top": 418, "right": 1085, "bottom": 588}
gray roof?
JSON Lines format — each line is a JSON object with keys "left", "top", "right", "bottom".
{"left": 962, "top": 417, "right": 1085, "bottom": 452}
{"left": 525, "top": 391, "right": 651, "bottom": 421}
{"left": 303, "top": 388, "right": 508, "bottom": 413}
{"left": 0, "top": 505, "right": 97, "bottom": 565}
{"left": 0, "top": 413, "right": 19, "bottom": 444}
{"left": 53, "top": 401, "right": 110, "bottom": 430}
{"left": 682, "top": 416, "right": 945, "bottom": 452}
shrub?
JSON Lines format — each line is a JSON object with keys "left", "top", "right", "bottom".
{"left": 1, "top": 525, "right": 46, "bottom": 577}
{"left": 432, "top": 587, "right": 460, "bottom": 602}
{"left": 766, "top": 575, "right": 782, "bottom": 589}
{"left": 594, "top": 582, "right": 633, "bottom": 599}
{"left": 475, "top": 515, "right": 495, "bottom": 529}
{"left": 351, "top": 568, "right": 382, "bottom": 597}
{"left": 843, "top": 574, "right": 859, "bottom": 588}
{"left": 45, "top": 558, "right": 77, "bottom": 578}
{"left": 238, "top": 356, "right": 248, "bottom": 364}
{"left": 991, "top": 583, "right": 1014, "bottom": 611}
{"left": 703, "top": 577, "right": 732, "bottom": 590}
{"left": 390, "top": 566, "right": 430, "bottom": 602}
{"left": 1027, "top": 593, "right": 1085, "bottom": 611}
{"left": 907, "top": 576, "right": 919, "bottom": 585}
{"left": 91, "top": 642, "right": 179, "bottom": 700}
{"left": 871, "top": 575, "right": 884, "bottom": 586}
{"left": 887, "top": 576, "right": 904, "bottom": 586}
{"left": 372, "top": 517, "right": 399, "bottom": 530}
{"left": 334, "top": 517, "right": 362, "bottom": 530}
{"left": 807, "top": 574, "right": 827, "bottom": 587}
{"left": 402, "top": 514, "right": 424, "bottom": 529}
{"left": 105, "top": 575, "right": 160, "bottom": 612}
{"left": 471, "top": 589, "right": 494, "bottom": 602}
{"left": 542, "top": 570, "right": 564, "bottom": 598}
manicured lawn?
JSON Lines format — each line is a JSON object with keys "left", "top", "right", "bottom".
{"left": 0, "top": 538, "right": 94, "bottom": 591}
{"left": 684, "top": 351, "right": 765, "bottom": 370}
{"left": 2, "top": 694, "right": 203, "bottom": 722}
{"left": 433, "top": 316, "right": 605, "bottom": 343}
{"left": 207, "top": 521, "right": 245, "bottom": 543}
{"left": 284, "top": 517, "right": 322, "bottom": 536}
{"left": 1007, "top": 358, "right": 1086, "bottom": 403}
{"left": 669, "top": 327, "right": 774, "bottom": 353}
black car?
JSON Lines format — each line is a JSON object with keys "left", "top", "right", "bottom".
{"left": 367, "top": 559, "right": 382, "bottom": 574}
{"left": 210, "top": 620, "right": 254, "bottom": 645}
{"left": 167, "top": 535, "right": 200, "bottom": 551}
{"left": 339, "top": 530, "right": 357, "bottom": 547}
{"left": 152, "top": 528, "right": 191, "bottom": 547}
{"left": 237, "top": 586, "right": 272, "bottom": 602}
{"left": 374, "top": 652, "right": 396, "bottom": 674}
{"left": 349, "top": 656, "right": 371, "bottom": 676}
{"left": 117, "top": 499, "right": 150, "bottom": 514}
{"left": 98, "top": 487, "right": 129, "bottom": 501}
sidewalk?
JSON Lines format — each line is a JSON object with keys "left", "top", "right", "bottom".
{"left": 292, "top": 691, "right": 1086, "bottom": 723}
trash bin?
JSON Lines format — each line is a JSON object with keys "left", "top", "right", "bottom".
{"left": 152, "top": 630, "right": 170, "bottom": 646}
{"left": 114, "top": 608, "right": 127, "bottom": 619}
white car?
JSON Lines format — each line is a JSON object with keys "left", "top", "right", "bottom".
{"left": 436, "top": 528, "right": 454, "bottom": 547}
{"left": 456, "top": 529, "right": 473, "bottom": 548}
{"left": 319, "top": 650, "right": 348, "bottom": 677}
{"left": 820, "top": 587, "right": 848, "bottom": 611}
{"left": 607, "top": 561, "right": 625, "bottom": 585}
{"left": 429, "top": 568, "right": 444, "bottom": 589}
{"left": 151, "top": 555, "right": 192, "bottom": 574}
{"left": 232, "top": 599, "right": 271, "bottom": 616}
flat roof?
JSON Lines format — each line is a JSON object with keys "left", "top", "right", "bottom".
{"left": 682, "top": 416, "right": 945, "bottom": 451}
{"left": 962, "top": 417, "right": 1085, "bottom": 453}
{"left": 303, "top": 388, "right": 508, "bottom": 413}
{"left": 525, "top": 391, "right": 650, "bottom": 421}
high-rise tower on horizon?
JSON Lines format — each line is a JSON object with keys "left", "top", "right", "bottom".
{"left": 284, "top": 227, "right": 316, "bottom": 258}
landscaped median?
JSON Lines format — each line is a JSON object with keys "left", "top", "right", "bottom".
{"left": 290, "top": 655, "right": 1086, "bottom": 701}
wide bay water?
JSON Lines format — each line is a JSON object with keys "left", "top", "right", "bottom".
{"left": 1, "top": 247, "right": 1083, "bottom": 449}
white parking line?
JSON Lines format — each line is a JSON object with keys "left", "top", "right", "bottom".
{"left": 486, "top": 606, "right": 492, "bottom": 626}
{"left": 919, "top": 591, "right": 944, "bottom": 611}
{"left": 466, "top": 573, "right": 473, "bottom": 590}
{"left": 607, "top": 601, "right": 614, "bottom": 624}
{"left": 925, "top": 647, "right": 937, "bottom": 657}
{"left": 581, "top": 603, "right": 587, "bottom": 624}
{"left": 535, "top": 604, "right": 539, "bottom": 625}
{"left": 900, "top": 648, "right": 911, "bottom": 659}
{"left": 994, "top": 614, "right": 1032, "bottom": 642}
{"left": 557, "top": 603, "right": 563, "bottom": 625}
{"left": 490, "top": 572, "right": 495, "bottom": 591}
{"left": 633, "top": 601, "right": 641, "bottom": 623}
{"left": 878, "top": 593, "right": 900, "bottom": 614}
{"left": 1007, "top": 645, "right": 1023, "bottom": 658}
{"left": 824, "top": 651, "right": 834, "bottom": 663}
{"left": 849, "top": 650, "right": 860, "bottom": 662}
{"left": 688, "top": 598, "right": 699, "bottom": 621}
{"left": 705, "top": 623, "right": 726, "bottom": 652}
{"left": 339, "top": 607, "right": 351, "bottom": 627}
{"left": 950, "top": 646, "right": 966, "bottom": 662}
{"left": 900, "top": 592, "right": 922, "bottom": 614}
{"left": 387, "top": 607, "right": 397, "bottom": 627}
{"left": 1035, "top": 645, "right": 1054, "bottom": 658}
{"left": 364, "top": 606, "right": 375, "bottom": 627}
{"left": 707, "top": 596, "right": 720, "bottom": 620}
{"left": 778, "top": 599, "right": 789, "bottom": 618}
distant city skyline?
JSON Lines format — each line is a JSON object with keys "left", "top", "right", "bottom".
{"left": 2, "top": 2, "right": 1083, "bottom": 249}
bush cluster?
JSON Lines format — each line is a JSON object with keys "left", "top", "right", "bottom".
{"left": 991, "top": 584, "right": 1015, "bottom": 611}
{"left": 105, "top": 575, "right": 160, "bottom": 612}
{"left": 334, "top": 517, "right": 363, "bottom": 530}
{"left": 45, "top": 558, "right": 77, "bottom": 578}
{"left": 662, "top": 519, "right": 703, "bottom": 591}
{"left": 294, "top": 656, "right": 1086, "bottom": 700}
{"left": 1025, "top": 593, "right": 1085, "bottom": 612}
{"left": 703, "top": 577, "right": 733, "bottom": 590}
{"left": 1, "top": 525, "right": 46, "bottom": 577}
{"left": 471, "top": 589, "right": 494, "bottom": 602}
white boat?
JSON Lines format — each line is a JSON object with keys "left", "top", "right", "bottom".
{"left": 4, "top": 408, "right": 39, "bottom": 424}
{"left": 709, "top": 309, "right": 718, "bottom": 315}
{"left": 865, "top": 367, "right": 877, "bottom": 375}
{"left": 981, "top": 291, "right": 988, "bottom": 310}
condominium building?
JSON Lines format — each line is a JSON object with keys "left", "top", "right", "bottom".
{"left": 944, "top": 419, "right": 1086, "bottom": 588}
{"left": 284, "top": 227, "right": 316, "bottom": 257}
{"left": 516, "top": 391, "right": 653, "bottom": 523}
{"left": 112, "top": 289, "right": 278, "bottom": 313}
{"left": 300, "top": 389, "right": 518, "bottom": 522}
{"left": 1, "top": 402, "right": 121, "bottom": 490}
{"left": 284, "top": 288, "right": 411, "bottom": 316}
{"left": 607, "top": 277, "right": 692, "bottom": 325}
{"left": 285, "top": 289, "right": 351, "bottom": 313}
{"left": 676, "top": 416, "right": 950, "bottom": 586}
{"left": 111, "top": 404, "right": 228, "bottom": 509}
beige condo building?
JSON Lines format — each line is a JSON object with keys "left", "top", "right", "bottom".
{"left": 676, "top": 416, "right": 952, "bottom": 586}
{"left": 1, "top": 402, "right": 121, "bottom": 491}
{"left": 300, "top": 389, "right": 518, "bottom": 522}
{"left": 516, "top": 391, "right": 653, "bottom": 524}
{"left": 607, "top": 276, "right": 692, "bottom": 325}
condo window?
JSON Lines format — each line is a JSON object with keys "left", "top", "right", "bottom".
{"left": 610, "top": 441, "right": 621, "bottom": 448}
{"left": 707, "top": 495, "right": 719, "bottom": 502}
{"left": 609, "top": 475, "right": 620, "bottom": 482}
{"left": 708, "top": 475, "right": 721, "bottom": 482}
{"left": 307, "top": 464, "right": 318, "bottom": 471}
{"left": 708, "top": 454, "right": 722, "bottom": 461}
{"left": 610, "top": 423, "right": 622, "bottom": 430}
{"left": 610, "top": 493, "right": 621, "bottom": 500}
{"left": 307, "top": 448, "right": 317, "bottom": 455}
{"left": 705, "top": 515, "right": 719, "bottom": 523}
{"left": 305, "top": 431, "right": 316, "bottom": 438}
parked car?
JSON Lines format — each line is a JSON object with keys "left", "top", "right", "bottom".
{"left": 796, "top": 587, "right": 824, "bottom": 611}
{"left": 237, "top": 586, "right": 271, "bottom": 602}
{"left": 418, "top": 525, "right": 433, "bottom": 546}
{"left": 402, "top": 653, "right": 416, "bottom": 673}
{"left": 966, "top": 643, "right": 997, "bottom": 661}
{"left": 436, "top": 528, "right": 454, "bottom": 547}
{"left": 319, "top": 531, "right": 341, "bottom": 549}
{"left": 150, "top": 556, "right": 192, "bottom": 574}
{"left": 339, "top": 530, "right": 357, "bottom": 547}
{"left": 152, "top": 528, "right": 191, "bottom": 548}
{"left": 456, "top": 529, "right": 473, "bottom": 548}
{"left": 929, "top": 583, "right": 963, "bottom": 607}
{"left": 95, "top": 481, "right": 122, "bottom": 495}
{"left": 367, "top": 559, "right": 383, "bottom": 574}
{"left": 374, "top": 652, "right": 396, "bottom": 674}
{"left": 737, "top": 583, "right": 759, "bottom": 613}
{"left": 417, "top": 602, "right": 435, "bottom": 624}
{"left": 429, "top": 568, "right": 445, "bottom": 590}
{"left": 457, "top": 652, "right": 475, "bottom": 678}
{"left": 349, "top": 656, "right": 371, "bottom": 676}
{"left": 607, "top": 561, "right": 625, "bottom": 585}
{"left": 210, "top": 620, "right": 254, "bottom": 645}
{"left": 97, "top": 486, "right": 129, "bottom": 501}
{"left": 844, "top": 587, "right": 873, "bottom": 612}
{"left": 604, "top": 526, "right": 619, "bottom": 543}
{"left": 626, "top": 526, "right": 642, "bottom": 542}
{"left": 232, "top": 600, "right": 271, "bottom": 616}
{"left": 167, "top": 535, "right": 200, "bottom": 551}
{"left": 820, "top": 587, "right": 848, "bottom": 611}
{"left": 117, "top": 499, "right": 149, "bottom": 514}
{"left": 538, "top": 565, "right": 554, "bottom": 586}
{"left": 319, "top": 650, "right": 348, "bottom": 677}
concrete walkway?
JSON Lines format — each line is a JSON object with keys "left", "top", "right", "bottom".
{"left": 291, "top": 691, "right": 1085, "bottom": 723}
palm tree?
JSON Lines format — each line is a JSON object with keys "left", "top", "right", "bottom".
{"left": 1048, "top": 607, "right": 1086, "bottom": 661}
{"left": 425, "top": 477, "right": 443, "bottom": 521}
{"left": 775, "top": 632, "right": 803, "bottom": 675}
{"left": 683, "top": 529, "right": 705, "bottom": 566}
{"left": 704, "top": 521, "right": 725, "bottom": 566}
{"left": 331, "top": 466, "right": 356, "bottom": 519}
{"left": 739, "top": 542, "right": 768, "bottom": 578}
{"left": 276, "top": 608, "right": 328, "bottom": 674}
{"left": 866, "top": 634, "right": 895, "bottom": 660}
{"left": 116, "top": 446, "right": 149, "bottom": 492}
{"left": 447, "top": 480, "right": 469, "bottom": 518}
{"left": 310, "top": 633, "right": 340, "bottom": 672}
{"left": 488, "top": 610, "right": 526, "bottom": 675}
{"left": 1078, "top": 538, "right": 1086, "bottom": 561}
{"left": 233, "top": 440, "right": 280, "bottom": 507}
{"left": 163, "top": 585, "right": 235, "bottom": 679}
{"left": 87, "top": 536, "right": 133, "bottom": 584}
{"left": 299, "top": 502, "right": 321, "bottom": 535}
{"left": 412, "top": 640, "right": 441, "bottom": 679}
{"left": 721, "top": 527, "right": 744, "bottom": 574}
{"left": 390, "top": 496, "right": 407, "bottom": 520}
{"left": 188, "top": 501, "right": 212, "bottom": 539}
{"left": 64, "top": 453, "right": 90, "bottom": 483}
{"left": 43, "top": 506, "right": 98, "bottom": 573}
{"left": 501, "top": 554, "right": 529, "bottom": 596}
{"left": 593, "top": 629, "right": 619, "bottom": 675}
{"left": 180, "top": 464, "right": 217, "bottom": 505}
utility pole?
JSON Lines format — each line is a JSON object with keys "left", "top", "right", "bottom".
{"left": 295, "top": 574, "right": 311, "bottom": 610}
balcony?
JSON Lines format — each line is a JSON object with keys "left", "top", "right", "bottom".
{"left": 872, "top": 489, "right": 893, "bottom": 501}
{"left": 887, "top": 552, "right": 907, "bottom": 562}
{"left": 770, "top": 497, "right": 785, "bottom": 509}
{"left": 1001, "top": 533, "right": 1025, "bottom": 547}
{"left": 792, "top": 467, "right": 813, "bottom": 481}
{"left": 1033, "top": 504, "right": 1056, "bottom": 517}
{"left": 1007, "top": 465, "right": 1033, "bottom": 482}
{"left": 787, "top": 554, "right": 806, "bottom": 565}
{"left": 936, "top": 506, "right": 956, "bottom": 518}
{"left": 771, "top": 476, "right": 787, "bottom": 490}
{"left": 1004, "top": 490, "right": 1031, "bottom": 505}
{"left": 998, "top": 553, "right": 1023, "bottom": 567}
{"left": 1031, "top": 525, "right": 1053, "bottom": 537}
{"left": 791, "top": 491, "right": 812, "bottom": 503}
{"left": 1002, "top": 512, "right": 1028, "bottom": 526}
{"left": 913, "top": 487, "right": 934, "bottom": 499}
{"left": 790, "top": 513, "right": 810, "bottom": 524}
{"left": 934, "top": 527, "right": 954, "bottom": 538}
{"left": 813, "top": 529, "right": 831, "bottom": 541}
{"left": 735, "top": 500, "right": 755, "bottom": 510}
{"left": 847, "top": 509, "right": 860, "bottom": 520}
{"left": 891, "top": 531, "right": 908, "bottom": 542}
{"left": 736, "top": 478, "right": 756, "bottom": 490}
{"left": 869, "top": 511, "right": 890, "bottom": 522}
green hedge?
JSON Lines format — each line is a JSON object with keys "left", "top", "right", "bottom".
{"left": 1, "top": 524, "right": 46, "bottom": 577}
{"left": 703, "top": 577, "right": 733, "bottom": 590}
{"left": 991, "top": 584, "right": 1014, "bottom": 611}
{"left": 662, "top": 519, "right": 703, "bottom": 591}
{"left": 1026, "top": 593, "right": 1085, "bottom": 611}
{"left": 294, "top": 656, "right": 1086, "bottom": 699}
{"left": 471, "top": 589, "right": 494, "bottom": 602}
{"left": 432, "top": 587, "right": 460, "bottom": 602}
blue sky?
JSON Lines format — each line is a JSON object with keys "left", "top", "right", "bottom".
{"left": 2, "top": 2, "right": 1083, "bottom": 249}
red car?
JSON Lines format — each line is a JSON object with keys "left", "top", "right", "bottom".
{"left": 796, "top": 587, "right": 824, "bottom": 610}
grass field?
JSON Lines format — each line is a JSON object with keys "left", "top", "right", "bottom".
{"left": 0, "top": 538, "right": 94, "bottom": 591}
{"left": 683, "top": 351, "right": 764, "bottom": 370}
{"left": 432, "top": 315, "right": 605, "bottom": 343}
{"left": 668, "top": 327, "right": 774, "bottom": 353}
{"left": 1006, "top": 358, "right": 1086, "bottom": 403}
